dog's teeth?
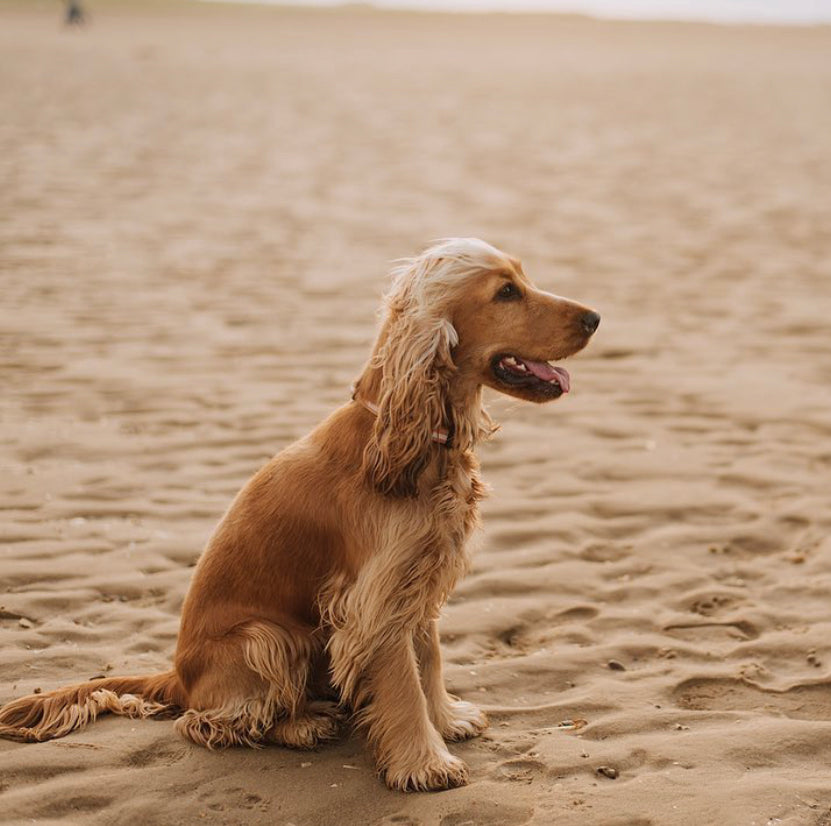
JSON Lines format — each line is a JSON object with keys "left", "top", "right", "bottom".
{"left": 501, "top": 356, "right": 529, "bottom": 372}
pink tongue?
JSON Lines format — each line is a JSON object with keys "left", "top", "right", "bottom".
{"left": 523, "top": 360, "right": 571, "bottom": 392}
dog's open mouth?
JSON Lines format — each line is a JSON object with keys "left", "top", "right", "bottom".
{"left": 491, "top": 354, "right": 571, "bottom": 398}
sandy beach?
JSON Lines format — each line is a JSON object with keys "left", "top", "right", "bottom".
{"left": 1, "top": 2, "right": 831, "bottom": 823}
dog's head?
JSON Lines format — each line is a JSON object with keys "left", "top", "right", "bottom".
{"left": 385, "top": 238, "right": 599, "bottom": 404}
{"left": 359, "top": 238, "right": 599, "bottom": 496}
{"left": 440, "top": 240, "right": 599, "bottom": 404}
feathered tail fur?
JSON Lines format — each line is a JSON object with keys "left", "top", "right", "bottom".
{"left": 0, "top": 671, "right": 180, "bottom": 743}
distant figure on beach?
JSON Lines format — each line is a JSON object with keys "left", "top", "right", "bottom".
{"left": 65, "top": 0, "right": 85, "bottom": 26}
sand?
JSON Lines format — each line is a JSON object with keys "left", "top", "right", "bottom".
{"left": 1, "top": 2, "right": 831, "bottom": 824}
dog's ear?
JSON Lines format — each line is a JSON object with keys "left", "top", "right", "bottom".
{"left": 362, "top": 305, "right": 457, "bottom": 498}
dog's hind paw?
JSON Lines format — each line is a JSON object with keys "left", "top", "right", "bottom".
{"left": 268, "top": 702, "right": 343, "bottom": 749}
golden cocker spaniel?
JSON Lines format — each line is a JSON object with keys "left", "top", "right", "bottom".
{"left": 0, "top": 238, "right": 599, "bottom": 791}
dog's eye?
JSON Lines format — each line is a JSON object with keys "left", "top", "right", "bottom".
{"left": 495, "top": 282, "right": 521, "bottom": 301}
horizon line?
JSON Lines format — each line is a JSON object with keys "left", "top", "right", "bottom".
{"left": 195, "top": 0, "right": 831, "bottom": 27}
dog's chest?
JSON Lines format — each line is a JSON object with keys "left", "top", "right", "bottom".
{"left": 423, "top": 454, "right": 484, "bottom": 557}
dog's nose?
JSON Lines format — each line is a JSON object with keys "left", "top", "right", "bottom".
{"left": 581, "top": 311, "right": 601, "bottom": 335}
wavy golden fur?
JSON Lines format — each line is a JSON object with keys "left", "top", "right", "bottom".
{"left": 0, "top": 238, "right": 599, "bottom": 791}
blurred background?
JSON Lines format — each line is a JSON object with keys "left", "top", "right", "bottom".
{"left": 2, "top": 2, "right": 831, "bottom": 824}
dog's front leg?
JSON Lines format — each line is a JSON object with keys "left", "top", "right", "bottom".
{"left": 415, "top": 619, "right": 488, "bottom": 742}
{"left": 332, "top": 629, "right": 468, "bottom": 791}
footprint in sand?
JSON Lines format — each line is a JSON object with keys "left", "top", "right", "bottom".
{"left": 489, "top": 732, "right": 539, "bottom": 758}
{"left": 673, "top": 677, "right": 831, "bottom": 720}
{"left": 35, "top": 794, "right": 115, "bottom": 819}
{"left": 441, "top": 801, "right": 533, "bottom": 826}
{"left": 122, "top": 738, "right": 188, "bottom": 768}
{"left": 197, "top": 787, "right": 269, "bottom": 814}
{"left": 688, "top": 593, "right": 742, "bottom": 617}
{"left": 490, "top": 757, "right": 545, "bottom": 785}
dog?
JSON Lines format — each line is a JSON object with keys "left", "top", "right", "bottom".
{"left": 0, "top": 238, "right": 599, "bottom": 791}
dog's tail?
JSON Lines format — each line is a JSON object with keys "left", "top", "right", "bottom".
{"left": 0, "top": 671, "right": 182, "bottom": 743}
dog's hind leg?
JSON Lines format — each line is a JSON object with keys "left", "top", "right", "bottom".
{"left": 175, "top": 620, "right": 340, "bottom": 749}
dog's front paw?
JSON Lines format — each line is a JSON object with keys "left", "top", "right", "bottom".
{"left": 438, "top": 700, "right": 488, "bottom": 742}
{"left": 383, "top": 750, "right": 469, "bottom": 792}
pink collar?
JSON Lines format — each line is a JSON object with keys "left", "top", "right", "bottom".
{"left": 353, "top": 394, "right": 451, "bottom": 446}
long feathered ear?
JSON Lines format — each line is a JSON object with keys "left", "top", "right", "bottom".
{"left": 362, "top": 299, "right": 458, "bottom": 498}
